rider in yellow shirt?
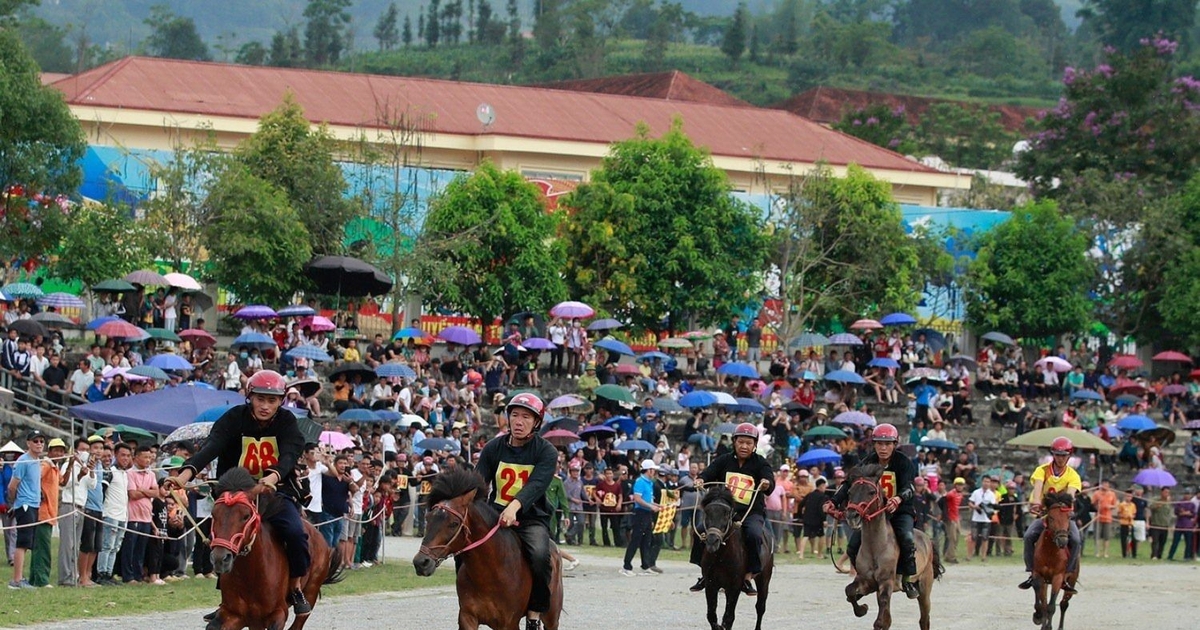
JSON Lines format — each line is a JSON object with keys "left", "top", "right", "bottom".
{"left": 1018, "top": 436, "right": 1081, "bottom": 593}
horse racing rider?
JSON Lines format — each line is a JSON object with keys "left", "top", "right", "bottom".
{"left": 689, "top": 422, "right": 774, "bottom": 596}
{"left": 824, "top": 423, "right": 921, "bottom": 599}
{"left": 1017, "top": 436, "right": 1081, "bottom": 594}
{"left": 162, "top": 370, "right": 311, "bottom": 622}
{"left": 474, "top": 392, "right": 559, "bottom": 630}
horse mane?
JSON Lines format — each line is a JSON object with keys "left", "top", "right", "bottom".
{"left": 214, "top": 467, "right": 286, "bottom": 519}
{"left": 701, "top": 482, "right": 734, "bottom": 507}
{"left": 425, "top": 468, "right": 489, "bottom": 510}
{"left": 847, "top": 463, "right": 885, "bottom": 482}
{"left": 1042, "top": 491, "right": 1074, "bottom": 510}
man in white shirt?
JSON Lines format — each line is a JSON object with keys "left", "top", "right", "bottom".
{"left": 547, "top": 319, "right": 568, "bottom": 377}
{"left": 968, "top": 475, "right": 998, "bottom": 562}
{"left": 397, "top": 382, "right": 413, "bottom": 413}
{"left": 223, "top": 352, "right": 243, "bottom": 390}
{"left": 380, "top": 429, "right": 398, "bottom": 461}
{"left": 58, "top": 438, "right": 98, "bottom": 586}
{"left": 68, "top": 359, "right": 95, "bottom": 399}
{"left": 304, "top": 445, "right": 328, "bottom": 523}
{"left": 344, "top": 458, "right": 370, "bottom": 568}
{"left": 97, "top": 442, "right": 131, "bottom": 585}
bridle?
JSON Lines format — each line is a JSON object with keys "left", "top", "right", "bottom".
{"left": 698, "top": 495, "right": 736, "bottom": 545}
{"left": 416, "top": 500, "right": 503, "bottom": 568}
{"left": 210, "top": 491, "right": 261, "bottom": 557}
{"left": 842, "top": 477, "right": 890, "bottom": 523}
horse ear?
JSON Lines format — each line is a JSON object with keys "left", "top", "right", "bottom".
{"left": 462, "top": 488, "right": 479, "bottom": 504}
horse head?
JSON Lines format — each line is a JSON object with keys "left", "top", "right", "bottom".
{"left": 210, "top": 467, "right": 267, "bottom": 574}
{"left": 700, "top": 483, "right": 736, "bottom": 554}
{"left": 414, "top": 468, "right": 487, "bottom": 576}
{"left": 844, "top": 464, "right": 887, "bottom": 530}
{"left": 1042, "top": 492, "right": 1074, "bottom": 549}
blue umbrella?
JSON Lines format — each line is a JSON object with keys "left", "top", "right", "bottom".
{"left": 195, "top": 404, "right": 237, "bottom": 423}
{"left": 802, "top": 370, "right": 820, "bottom": 381}
{"left": 714, "top": 422, "right": 739, "bottom": 434}
{"left": 825, "top": 370, "right": 866, "bottom": 384}
{"left": 650, "top": 396, "right": 683, "bottom": 413}
{"left": 277, "top": 305, "right": 317, "bottom": 317}
{"left": 797, "top": 448, "right": 842, "bottom": 466}
{"left": 594, "top": 338, "right": 634, "bottom": 356}
{"left": 129, "top": 365, "right": 170, "bottom": 381}
{"left": 586, "top": 318, "right": 622, "bottom": 331}
{"left": 38, "top": 292, "right": 85, "bottom": 309}
{"left": 286, "top": 346, "right": 333, "bottom": 362}
{"left": 376, "top": 410, "right": 403, "bottom": 423}
{"left": 338, "top": 408, "right": 380, "bottom": 422}
{"left": 232, "top": 332, "right": 277, "bottom": 350}
{"left": 920, "top": 438, "right": 959, "bottom": 450}
{"left": 880, "top": 312, "right": 917, "bottom": 326}
{"left": 1070, "top": 389, "right": 1105, "bottom": 402}
{"left": 605, "top": 416, "right": 638, "bottom": 435}
{"left": 868, "top": 357, "right": 900, "bottom": 369}
{"left": 637, "top": 351, "right": 672, "bottom": 362}
{"left": 1092, "top": 423, "right": 1123, "bottom": 438}
{"left": 1116, "top": 415, "right": 1157, "bottom": 432}
{"left": 579, "top": 425, "right": 616, "bottom": 438}
{"left": 393, "top": 326, "right": 428, "bottom": 340}
{"left": 981, "top": 331, "right": 1016, "bottom": 346}
{"left": 827, "top": 333, "right": 863, "bottom": 346}
{"left": 615, "top": 439, "right": 655, "bottom": 452}
{"left": 716, "top": 361, "right": 759, "bottom": 379}
{"left": 147, "top": 354, "right": 195, "bottom": 371}
{"left": 376, "top": 363, "right": 417, "bottom": 379}
{"left": 415, "top": 438, "right": 458, "bottom": 452}
{"left": 679, "top": 391, "right": 719, "bottom": 408}
{"left": 911, "top": 328, "right": 947, "bottom": 353}
{"left": 85, "top": 315, "right": 121, "bottom": 331}
{"left": 789, "top": 332, "right": 831, "bottom": 349}
{"left": 730, "top": 397, "right": 765, "bottom": 414}
{"left": 832, "top": 411, "right": 875, "bottom": 427}
{"left": 70, "top": 387, "right": 244, "bottom": 435}
{"left": 1, "top": 282, "right": 43, "bottom": 299}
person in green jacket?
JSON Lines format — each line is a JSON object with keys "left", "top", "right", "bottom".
{"left": 577, "top": 363, "right": 600, "bottom": 400}
{"left": 546, "top": 461, "right": 570, "bottom": 544}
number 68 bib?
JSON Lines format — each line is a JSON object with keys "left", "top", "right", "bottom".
{"left": 239, "top": 437, "right": 279, "bottom": 479}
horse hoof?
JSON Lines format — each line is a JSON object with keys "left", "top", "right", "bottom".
{"left": 853, "top": 605, "right": 869, "bottom": 618}
{"left": 1033, "top": 613, "right": 1042, "bottom": 625}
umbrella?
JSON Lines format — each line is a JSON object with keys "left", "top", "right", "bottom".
{"left": 178, "top": 328, "right": 216, "bottom": 347}
{"left": 946, "top": 354, "right": 978, "bottom": 370}
{"left": 144, "top": 327, "right": 181, "bottom": 342}
{"left": 6, "top": 319, "right": 48, "bottom": 338}
{"left": 30, "top": 311, "right": 75, "bottom": 326}
{"left": 375, "top": 410, "right": 402, "bottom": 423}
{"left": 637, "top": 351, "right": 672, "bottom": 362}
{"left": 522, "top": 337, "right": 557, "bottom": 351}
{"left": 195, "top": 404, "right": 235, "bottom": 424}
{"left": 1116, "top": 415, "right": 1157, "bottom": 432}
{"left": 304, "top": 255, "right": 393, "bottom": 297}
{"left": 716, "top": 361, "right": 760, "bottom": 379}
{"left": 981, "top": 331, "right": 1016, "bottom": 346}
{"left": 1092, "top": 424, "right": 1124, "bottom": 439}
{"left": 1, "top": 282, "right": 43, "bottom": 299}
{"left": 286, "top": 346, "right": 333, "bottom": 362}
{"left": 1132, "top": 427, "right": 1176, "bottom": 447}
{"left": 543, "top": 417, "right": 581, "bottom": 434}
{"left": 788, "top": 332, "right": 831, "bottom": 349}
{"left": 1034, "top": 356, "right": 1072, "bottom": 373}
{"left": 1005, "top": 427, "right": 1117, "bottom": 453}
{"left": 831, "top": 411, "right": 875, "bottom": 427}
{"left": 729, "top": 397, "right": 766, "bottom": 414}
{"left": 319, "top": 431, "right": 356, "bottom": 451}
{"left": 1184, "top": 419, "right": 1200, "bottom": 431}
{"left": 233, "top": 305, "right": 277, "bottom": 320}
{"left": 164, "top": 423, "right": 214, "bottom": 445}
{"left": 69, "top": 387, "right": 244, "bottom": 435}
{"left": 376, "top": 363, "right": 417, "bottom": 379}
{"left": 920, "top": 438, "right": 959, "bottom": 450}
{"left": 679, "top": 391, "right": 719, "bottom": 408}
{"left": 605, "top": 416, "right": 638, "bottom": 435}
{"left": 548, "top": 394, "right": 588, "bottom": 410}
{"left": 399, "top": 414, "right": 427, "bottom": 428}
{"left": 392, "top": 327, "right": 431, "bottom": 342}
{"left": 542, "top": 429, "right": 581, "bottom": 447}
{"left": 1132, "top": 469, "right": 1177, "bottom": 487}
{"left": 37, "top": 292, "right": 85, "bottom": 309}
{"left": 437, "top": 326, "right": 482, "bottom": 346}
{"left": 587, "top": 318, "right": 623, "bottom": 332}
{"left": 682, "top": 330, "right": 713, "bottom": 340}
{"left": 849, "top": 319, "right": 882, "bottom": 330}
{"left": 329, "top": 362, "right": 376, "bottom": 383}
{"left": 163, "top": 272, "right": 202, "bottom": 291}
{"left": 613, "top": 364, "right": 642, "bottom": 376}
{"left": 97, "top": 320, "right": 149, "bottom": 339}
{"left": 92, "top": 279, "right": 136, "bottom": 293}
{"left": 1109, "top": 383, "right": 1148, "bottom": 397}
{"left": 1152, "top": 350, "right": 1192, "bottom": 363}
{"left": 578, "top": 425, "right": 616, "bottom": 438}
{"left": 867, "top": 357, "right": 900, "bottom": 369}
{"left": 903, "top": 367, "right": 945, "bottom": 382}
{"left": 298, "top": 316, "right": 336, "bottom": 332}
{"left": 825, "top": 370, "right": 866, "bottom": 384}
{"left": 803, "top": 425, "right": 847, "bottom": 439}
{"left": 1162, "top": 384, "right": 1188, "bottom": 396}
{"left": 1114, "top": 394, "right": 1142, "bottom": 407}
{"left": 85, "top": 315, "right": 121, "bottom": 331}
{"left": 880, "top": 312, "right": 917, "bottom": 326}
{"left": 909, "top": 328, "right": 947, "bottom": 353}
{"left": 338, "top": 408, "right": 379, "bottom": 422}
{"left": 658, "top": 337, "right": 693, "bottom": 349}
{"left": 549, "top": 301, "right": 594, "bottom": 319}
{"left": 797, "top": 448, "right": 842, "bottom": 466}
{"left": 594, "top": 384, "right": 635, "bottom": 404}
{"left": 124, "top": 270, "right": 168, "bottom": 286}
{"left": 288, "top": 378, "right": 322, "bottom": 399}
{"left": 614, "top": 439, "right": 655, "bottom": 452}
{"left": 129, "top": 365, "right": 170, "bottom": 381}
{"left": 651, "top": 396, "right": 683, "bottom": 413}
{"left": 594, "top": 338, "right": 634, "bottom": 356}
{"left": 112, "top": 424, "right": 156, "bottom": 441}
{"left": 147, "top": 354, "right": 195, "bottom": 371}
{"left": 783, "top": 401, "right": 813, "bottom": 418}
{"left": 1109, "top": 354, "right": 1143, "bottom": 370}
{"left": 714, "top": 422, "right": 739, "bottom": 435}
{"left": 1070, "top": 389, "right": 1105, "bottom": 402}
{"left": 827, "top": 333, "right": 863, "bottom": 346}
{"left": 277, "top": 304, "right": 317, "bottom": 318}
{"left": 232, "top": 332, "right": 277, "bottom": 350}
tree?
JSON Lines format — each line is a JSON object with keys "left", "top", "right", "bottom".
{"left": 303, "top": 0, "right": 353, "bottom": 65}
{"left": 426, "top": 0, "right": 441, "bottom": 46}
{"left": 142, "top": 4, "right": 211, "bottom": 61}
{"left": 563, "top": 119, "right": 768, "bottom": 332}
{"left": 1079, "top": 0, "right": 1197, "bottom": 53}
{"left": 0, "top": 0, "right": 35, "bottom": 24}
{"left": 422, "top": 161, "right": 566, "bottom": 330}
{"left": 268, "top": 27, "right": 304, "bottom": 67}
{"left": 203, "top": 162, "right": 311, "bottom": 305}
{"left": 236, "top": 41, "right": 268, "bottom": 65}
{"left": 53, "top": 203, "right": 152, "bottom": 291}
{"left": 0, "top": 29, "right": 85, "bottom": 262}
{"left": 235, "top": 95, "right": 360, "bottom": 257}
{"left": 402, "top": 14, "right": 413, "bottom": 47}
{"left": 140, "top": 135, "right": 226, "bottom": 272}
{"left": 721, "top": 2, "right": 746, "bottom": 62}
{"left": 964, "top": 200, "right": 1092, "bottom": 339}
{"left": 533, "top": 0, "right": 563, "bottom": 52}
{"left": 16, "top": 16, "right": 74, "bottom": 73}
{"left": 766, "top": 163, "right": 921, "bottom": 340}
{"left": 832, "top": 103, "right": 916, "bottom": 155}
{"left": 916, "top": 102, "right": 1018, "bottom": 170}
{"left": 374, "top": 2, "right": 400, "bottom": 51}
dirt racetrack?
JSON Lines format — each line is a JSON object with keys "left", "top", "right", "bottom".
{"left": 34, "top": 536, "right": 1199, "bottom": 630}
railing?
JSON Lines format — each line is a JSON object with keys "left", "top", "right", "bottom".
{"left": 0, "top": 370, "right": 89, "bottom": 438}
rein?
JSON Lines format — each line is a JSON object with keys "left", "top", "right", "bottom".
{"left": 417, "top": 501, "right": 505, "bottom": 567}
{"left": 210, "top": 491, "right": 262, "bottom": 556}
{"left": 842, "top": 477, "right": 891, "bottom": 523}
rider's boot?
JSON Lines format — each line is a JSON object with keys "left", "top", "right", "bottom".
{"left": 203, "top": 609, "right": 220, "bottom": 623}
{"left": 741, "top": 578, "right": 758, "bottom": 596}
{"left": 689, "top": 576, "right": 706, "bottom": 592}
{"left": 901, "top": 576, "right": 920, "bottom": 599}
{"left": 288, "top": 588, "right": 312, "bottom": 615}
{"left": 1017, "top": 574, "right": 1035, "bottom": 590}
{"left": 1062, "top": 580, "right": 1078, "bottom": 595}
{"left": 525, "top": 618, "right": 543, "bottom": 630}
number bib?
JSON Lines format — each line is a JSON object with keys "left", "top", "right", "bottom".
{"left": 239, "top": 437, "right": 279, "bottom": 479}
{"left": 396, "top": 475, "right": 409, "bottom": 490}
{"left": 725, "top": 472, "right": 756, "bottom": 505}
{"left": 495, "top": 462, "right": 534, "bottom": 506}
{"left": 880, "top": 471, "right": 897, "bottom": 500}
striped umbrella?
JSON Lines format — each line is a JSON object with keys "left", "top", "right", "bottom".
{"left": 1, "top": 282, "right": 43, "bottom": 299}
{"left": 37, "top": 292, "right": 85, "bottom": 309}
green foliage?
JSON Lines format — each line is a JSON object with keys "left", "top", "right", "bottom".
{"left": 374, "top": 2, "right": 400, "bottom": 51}
{"left": 140, "top": 135, "right": 226, "bottom": 273}
{"left": 0, "top": 0, "right": 35, "bottom": 23}
{"left": 234, "top": 94, "right": 360, "bottom": 257}
{"left": 236, "top": 41, "right": 268, "bottom": 65}
{"left": 832, "top": 103, "right": 916, "bottom": 155}
{"left": 52, "top": 203, "right": 152, "bottom": 288}
{"left": 916, "top": 103, "right": 1019, "bottom": 170}
{"left": 964, "top": 200, "right": 1092, "bottom": 339}
{"left": 15, "top": 15, "right": 74, "bottom": 72}
{"left": 142, "top": 4, "right": 210, "bottom": 61}
{"left": 421, "top": 161, "right": 566, "bottom": 325}
{"left": 1078, "top": 0, "right": 1197, "bottom": 53}
{"left": 565, "top": 119, "right": 768, "bottom": 332}
{"left": 0, "top": 29, "right": 85, "bottom": 261}
{"left": 303, "top": 0, "right": 352, "bottom": 65}
{"left": 720, "top": 1, "right": 746, "bottom": 62}
{"left": 201, "top": 162, "right": 312, "bottom": 305}
{"left": 269, "top": 27, "right": 304, "bottom": 67}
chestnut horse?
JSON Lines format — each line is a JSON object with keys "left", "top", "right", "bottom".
{"left": 698, "top": 484, "right": 773, "bottom": 630}
{"left": 838, "top": 465, "right": 943, "bottom": 630}
{"left": 208, "top": 468, "right": 342, "bottom": 630}
{"left": 412, "top": 469, "right": 564, "bottom": 630}
{"left": 1030, "top": 492, "right": 1078, "bottom": 630}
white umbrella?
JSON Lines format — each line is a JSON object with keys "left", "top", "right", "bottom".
{"left": 164, "top": 272, "right": 203, "bottom": 291}
{"left": 1035, "top": 356, "right": 1072, "bottom": 373}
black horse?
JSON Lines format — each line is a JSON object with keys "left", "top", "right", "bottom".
{"left": 699, "top": 484, "right": 773, "bottom": 630}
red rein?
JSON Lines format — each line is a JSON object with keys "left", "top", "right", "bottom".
{"left": 418, "top": 502, "right": 506, "bottom": 566}
{"left": 842, "top": 478, "right": 891, "bottom": 522}
{"left": 211, "top": 491, "right": 262, "bottom": 556}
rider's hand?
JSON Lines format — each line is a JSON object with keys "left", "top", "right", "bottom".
{"left": 758, "top": 479, "right": 770, "bottom": 491}
{"left": 1030, "top": 503, "right": 1044, "bottom": 517}
{"left": 822, "top": 501, "right": 836, "bottom": 515}
{"left": 258, "top": 471, "right": 280, "bottom": 492}
{"left": 886, "top": 497, "right": 901, "bottom": 513}
{"left": 499, "top": 500, "right": 521, "bottom": 527}
{"left": 162, "top": 474, "right": 188, "bottom": 492}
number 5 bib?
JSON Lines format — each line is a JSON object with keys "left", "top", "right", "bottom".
{"left": 495, "top": 462, "right": 534, "bottom": 506}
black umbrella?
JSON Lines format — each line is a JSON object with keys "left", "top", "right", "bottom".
{"left": 287, "top": 378, "right": 322, "bottom": 399}
{"left": 304, "top": 256, "right": 393, "bottom": 297}
{"left": 328, "top": 361, "right": 377, "bottom": 383}
{"left": 6, "top": 319, "right": 48, "bottom": 338}
{"left": 296, "top": 415, "right": 323, "bottom": 445}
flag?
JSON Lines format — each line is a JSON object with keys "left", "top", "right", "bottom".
{"left": 653, "top": 489, "right": 680, "bottom": 534}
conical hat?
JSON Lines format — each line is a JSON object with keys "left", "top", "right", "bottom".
{"left": 0, "top": 440, "right": 24, "bottom": 455}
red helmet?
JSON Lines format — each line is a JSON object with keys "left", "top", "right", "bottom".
{"left": 872, "top": 423, "right": 900, "bottom": 443}
{"left": 506, "top": 392, "right": 546, "bottom": 425}
{"left": 246, "top": 370, "right": 287, "bottom": 397}
{"left": 465, "top": 369, "right": 483, "bottom": 386}
{"left": 1049, "top": 436, "right": 1074, "bottom": 455}
{"left": 733, "top": 422, "right": 758, "bottom": 440}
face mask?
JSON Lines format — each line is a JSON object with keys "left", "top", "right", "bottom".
{"left": 572, "top": 322, "right": 580, "bottom": 327}
{"left": 239, "top": 352, "right": 249, "bottom": 359}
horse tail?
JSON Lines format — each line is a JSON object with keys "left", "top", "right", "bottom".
{"left": 930, "top": 536, "right": 945, "bottom": 581}
{"left": 324, "top": 542, "right": 346, "bottom": 586}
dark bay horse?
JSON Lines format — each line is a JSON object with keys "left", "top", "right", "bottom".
{"left": 412, "top": 469, "right": 564, "bottom": 630}
{"left": 839, "top": 465, "right": 942, "bottom": 630}
{"left": 208, "top": 468, "right": 342, "bottom": 630}
{"left": 1030, "top": 492, "right": 1078, "bottom": 630}
{"left": 699, "top": 484, "right": 773, "bottom": 630}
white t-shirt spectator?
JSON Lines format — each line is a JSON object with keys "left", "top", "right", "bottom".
{"left": 1042, "top": 369, "right": 1059, "bottom": 387}
{"left": 306, "top": 462, "right": 328, "bottom": 513}
{"left": 349, "top": 468, "right": 365, "bottom": 517}
{"left": 548, "top": 323, "right": 567, "bottom": 346}
{"left": 103, "top": 466, "right": 129, "bottom": 522}
{"left": 69, "top": 368, "right": 94, "bottom": 396}
{"left": 969, "top": 487, "right": 997, "bottom": 523}
{"left": 381, "top": 432, "right": 397, "bottom": 455}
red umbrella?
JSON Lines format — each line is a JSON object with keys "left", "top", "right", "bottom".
{"left": 1108, "top": 354, "right": 1143, "bottom": 370}
{"left": 542, "top": 429, "right": 581, "bottom": 447}
{"left": 97, "top": 320, "right": 148, "bottom": 339}
{"left": 178, "top": 328, "right": 216, "bottom": 347}
{"left": 613, "top": 364, "right": 642, "bottom": 376}
{"left": 1191, "top": 368, "right": 1200, "bottom": 380}
{"left": 298, "top": 315, "right": 336, "bottom": 332}
{"left": 1152, "top": 350, "right": 1192, "bottom": 363}
{"left": 850, "top": 319, "right": 883, "bottom": 330}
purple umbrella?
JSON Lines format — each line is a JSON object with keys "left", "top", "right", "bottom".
{"left": 547, "top": 394, "right": 588, "bottom": 410}
{"left": 522, "top": 337, "right": 557, "bottom": 350}
{"left": 827, "top": 333, "right": 863, "bottom": 346}
{"left": 123, "top": 269, "right": 169, "bottom": 286}
{"left": 438, "top": 325, "right": 482, "bottom": 346}
{"left": 549, "top": 301, "right": 594, "bottom": 319}
{"left": 1162, "top": 384, "right": 1188, "bottom": 396}
{"left": 1185, "top": 419, "right": 1200, "bottom": 431}
{"left": 831, "top": 411, "right": 876, "bottom": 427}
{"left": 586, "top": 318, "right": 622, "bottom": 332}
{"left": 233, "top": 305, "right": 278, "bottom": 319}
{"left": 1132, "top": 468, "right": 1177, "bottom": 487}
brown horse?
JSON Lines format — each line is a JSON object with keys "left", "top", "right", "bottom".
{"left": 208, "top": 468, "right": 342, "bottom": 630}
{"left": 698, "top": 484, "right": 773, "bottom": 630}
{"left": 839, "top": 465, "right": 943, "bottom": 630}
{"left": 1030, "top": 492, "right": 1078, "bottom": 630}
{"left": 412, "top": 469, "right": 564, "bottom": 630}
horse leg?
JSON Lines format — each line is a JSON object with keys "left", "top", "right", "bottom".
{"left": 873, "top": 581, "right": 893, "bottom": 630}
{"left": 457, "top": 610, "right": 480, "bottom": 630}
{"left": 722, "top": 590, "right": 740, "bottom": 630}
{"left": 218, "top": 614, "right": 246, "bottom": 630}
{"left": 1043, "top": 587, "right": 1060, "bottom": 630}
{"left": 1057, "top": 593, "right": 1071, "bottom": 630}
{"left": 917, "top": 577, "right": 932, "bottom": 630}
{"left": 846, "top": 580, "right": 869, "bottom": 618}
{"left": 1032, "top": 579, "right": 1046, "bottom": 626}
{"left": 753, "top": 574, "right": 769, "bottom": 630}
{"left": 706, "top": 585, "right": 722, "bottom": 630}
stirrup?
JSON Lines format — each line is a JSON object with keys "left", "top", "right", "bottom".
{"left": 203, "top": 609, "right": 220, "bottom": 623}
{"left": 1063, "top": 581, "right": 1078, "bottom": 594}
{"left": 288, "top": 588, "right": 312, "bottom": 615}
{"left": 525, "top": 618, "right": 543, "bottom": 630}
{"left": 1017, "top": 575, "right": 1034, "bottom": 590}
{"left": 689, "top": 576, "right": 706, "bottom": 592}
{"left": 902, "top": 579, "right": 920, "bottom": 599}
{"left": 741, "top": 579, "right": 758, "bottom": 596}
